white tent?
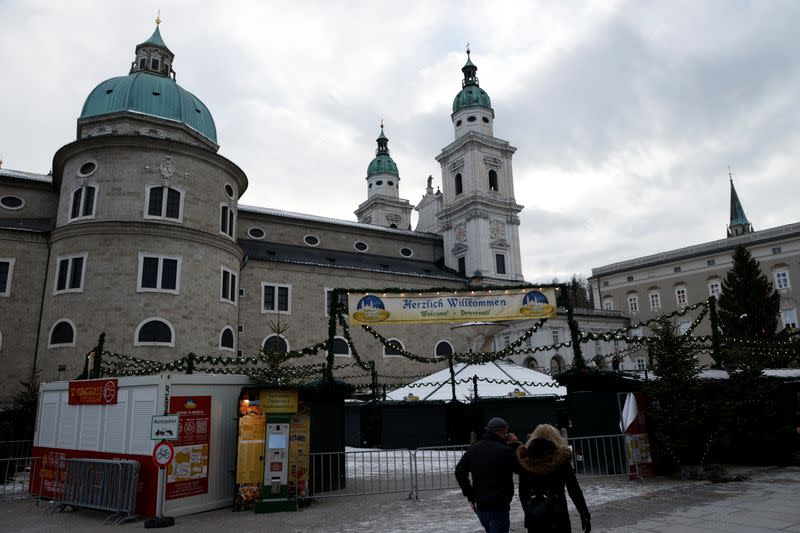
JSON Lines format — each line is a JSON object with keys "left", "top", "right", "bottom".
{"left": 386, "top": 359, "right": 566, "bottom": 402}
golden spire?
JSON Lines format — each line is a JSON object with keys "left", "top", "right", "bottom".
{"left": 155, "top": 10, "right": 161, "bottom": 26}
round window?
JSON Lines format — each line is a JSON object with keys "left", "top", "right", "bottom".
{"left": 376, "top": 180, "right": 383, "bottom": 186}
{"left": 387, "top": 181, "right": 394, "bottom": 186}
{"left": 248, "top": 227, "right": 265, "bottom": 239}
{"left": 304, "top": 235, "right": 320, "bottom": 246}
{"left": 0, "top": 195, "right": 24, "bottom": 210}
{"left": 354, "top": 241, "right": 368, "bottom": 252}
{"left": 368, "top": 183, "right": 372, "bottom": 188}
{"left": 482, "top": 117, "right": 490, "bottom": 123}
{"left": 78, "top": 161, "right": 97, "bottom": 176}
{"left": 400, "top": 247, "right": 413, "bottom": 257}
{"left": 456, "top": 120, "right": 462, "bottom": 127}
{"left": 467, "top": 116, "right": 477, "bottom": 122}
{"left": 224, "top": 184, "right": 235, "bottom": 198}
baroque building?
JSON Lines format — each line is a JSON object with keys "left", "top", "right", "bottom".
{"left": 0, "top": 26, "right": 626, "bottom": 405}
{"left": 589, "top": 177, "right": 799, "bottom": 368}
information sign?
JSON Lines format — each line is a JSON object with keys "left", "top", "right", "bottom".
{"left": 151, "top": 415, "right": 180, "bottom": 440}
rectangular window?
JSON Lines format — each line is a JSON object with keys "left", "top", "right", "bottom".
{"left": 675, "top": 287, "right": 688, "bottom": 307}
{"left": 775, "top": 271, "right": 790, "bottom": 290}
{"left": 636, "top": 358, "right": 646, "bottom": 370}
{"left": 151, "top": 58, "right": 160, "bottom": 70}
{"left": 0, "top": 259, "right": 14, "bottom": 296}
{"left": 54, "top": 253, "right": 86, "bottom": 294}
{"left": 551, "top": 329, "right": 559, "bottom": 345}
{"left": 782, "top": 308, "right": 798, "bottom": 329}
{"left": 220, "top": 204, "right": 235, "bottom": 238}
{"left": 707, "top": 259, "right": 715, "bottom": 267}
{"left": 145, "top": 186, "right": 183, "bottom": 221}
{"left": 673, "top": 266, "right": 682, "bottom": 273}
{"left": 221, "top": 267, "right": 238, "bottom": 305}
{"left": 772, "top": 247, "right": 782, "bottom": 255}
{"left": 649, "top": 291, "right": 661, "bottom": 310}
{"left": 325, "top": 288, "right": 349, "bottom": 316}
{"left": 708, "top": 282, "right": 721, "bottom": 298}
{"left": 603, "top": 299, "right": 613, "bottom": 311}
{"left": 457, "top": 257, "right": 466, "bottom": 276}
{"left": 626, "top": 276, "right": 634, "bottom": 282}
{"left": 137, "top": 254, "right": 181, "bottom": 293}
{"left": 139, "top": 58, "right": 146, "bottom": 69}
{"left": 263, "top": 282, "right": 291, "bottom": 314}
{"left": 69, "top": 185, "right": 97, "bottom": 221}
{"left": 628, "top": 295, "right": 639, "bottom": 313}
{"left": 495, "top": 254, "right": 506, "bottom": 275}
{"left": 594, "top": 340, "right": 602, "bottom": 355}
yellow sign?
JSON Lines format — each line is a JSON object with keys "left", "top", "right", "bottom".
{"left": 348, "top": 288, "right": 557, "bottom": 325}
{"left": 288, "top": 413, "right": 311, "bottom": 498}
{"left": 236, "top": 414, "right": 266, "bottom": 484}
{"left": 260, "top": 390, "right": 298, "bottom": 413}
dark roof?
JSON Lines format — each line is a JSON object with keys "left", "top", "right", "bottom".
{"left": 240, "top": 239, "right": 465, "bottom": 282}
{"left": 0, "top": 217, "right": 54, "bottom": 233}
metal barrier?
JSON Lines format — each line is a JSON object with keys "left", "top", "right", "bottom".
{"left": 48, "top": 458, "right": 140, "bottom": 524}
{"left": 306, "top": 449, "right": 415, "bottom": 498}
{"left": 303, "top": 434, "right": 643, "bottom": 502}
{"left": 411, "top": 445, "right": 469, "bottom": 497}
{"left": 568, "top": 433, "right": 644, "bottom": 481}
{"left": 0, "top": 457, "right": 41, "bottom": 502}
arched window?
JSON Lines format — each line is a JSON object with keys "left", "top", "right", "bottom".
{"left": 435, "top": 340, "right": 454, "bottom": 357}
{"left": 135, "top": 318, "right": 174, "bottom": 346}
{"left": 455, "top": 173, "right": 463, "bottom": 195}
{"left": 69, "top": 185, "right": 97, "bottom": 220}
{"left": 263, "top": 334, "right": 289, "bottom": 355}
{"left": 332, "top": 336, "right": 350, "bottom": 357}
{"left": 523, "top": 356, "right": 540, "bottom": 370}
{"left": 488, "top": 170, "right": 498, "bottom": 191}
{"left": 550, "top": 355, "right": 565, "bottom": 374}
{"left": 220, "top": 327, "right": 235, "bottom": 351}
{"left": 384, "top": 338, "right": 404, "bottom": 357}
{"left": 49, "top": 320, "right": 76, "bottom": 347}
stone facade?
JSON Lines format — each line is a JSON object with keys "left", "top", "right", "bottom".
{"left": 0, "top": 27, "right": 630, "bottom": 407}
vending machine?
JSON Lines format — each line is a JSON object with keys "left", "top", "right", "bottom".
{"left": 255, "top": 414, "right": 294, "bottom": 513}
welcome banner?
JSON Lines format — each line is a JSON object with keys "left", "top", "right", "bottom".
{"left": 347, "top": 287, "right": 557, "bottom": 325}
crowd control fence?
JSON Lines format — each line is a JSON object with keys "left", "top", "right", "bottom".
{"left": 46, "top": 458, "right": 140, "bottom": 524}
{"left": 304, "top": 434, "right": 644, "bottom": 501}
{"left": 0, "top": 457, "right": 41, "bottom": 502}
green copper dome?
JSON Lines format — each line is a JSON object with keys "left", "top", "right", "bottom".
{"left": 452, "top": 51, "right": 492, "bottom": 113}
{"left": 80, "top": 72, "right": 217, "bottom": 143}
{"left": 78, "top": 25, "right": 216, "bottom": 144}
{"left": 367, "top": 126, "right": 399, "bottom": 176}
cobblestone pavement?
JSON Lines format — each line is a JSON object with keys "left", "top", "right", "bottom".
{"left": 1, "top": 466, "right": 798, "bottom": 532}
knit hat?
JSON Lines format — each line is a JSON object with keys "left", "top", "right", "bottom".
{"left": 485, "top": 417, "right": 509, "bottom": 431}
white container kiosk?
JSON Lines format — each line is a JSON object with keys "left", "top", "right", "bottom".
{"left": 32, "top": 373, "right": 251, "bottom": 518}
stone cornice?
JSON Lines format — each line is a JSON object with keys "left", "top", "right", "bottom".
{"left": 49, "top": 221, "right": 244, "bottom": 260}
{"left": 436, "top": 131, "right": 517, "bottom": 162}
{"left": 52, "top": 134, "right": 248, "bottom": 195}
{"left": 436, "top": 192, "right": 523, "bottom": 220}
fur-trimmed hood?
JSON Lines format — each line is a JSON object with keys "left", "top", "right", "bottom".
{"left": 516, "top": 438, "right": 572, "bottom": 475}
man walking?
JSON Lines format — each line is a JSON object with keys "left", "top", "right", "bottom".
{"left": 455, "top": 417, "right": 521, "bottom": 533}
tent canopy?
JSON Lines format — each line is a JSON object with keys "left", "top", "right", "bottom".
{"left": 386, "top": 359, "right": 566, "bottom": 402}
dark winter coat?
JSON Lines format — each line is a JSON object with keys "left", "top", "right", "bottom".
{"left": 517, "top": 438, "right": 590, "bottom": 532}
{"left": 455, "top": 432, "right": 521, "bottom": 511}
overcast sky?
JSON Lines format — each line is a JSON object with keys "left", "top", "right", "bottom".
{"left": 2, "top": 1, "right": 798, "bottom": 283}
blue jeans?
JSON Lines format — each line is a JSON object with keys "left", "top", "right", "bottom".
{"left": 476, "top": 509, "right": 510, "bottom": 533}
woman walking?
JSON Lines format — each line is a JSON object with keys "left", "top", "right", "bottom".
{"left": 516, "top": 424, "right": 591, "bottom": 532}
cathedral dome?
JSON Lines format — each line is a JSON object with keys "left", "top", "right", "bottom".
{"left": 79, "top": 24, "right": 217, "bottom": 144}
{"left": 367, "top": 126, "right": 399, "bottom": 176}
{"left": 80, "top": 73, "right": 217, "bottom": 143}
{"left": 452, "top": 52, "right": 492, "bottom": 113}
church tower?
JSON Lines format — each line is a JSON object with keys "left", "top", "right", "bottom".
{"left": 727, "top": 174, "right": 753, "bottom": 237}
{"left": 355, "top": 124, "right": 413, "bottom": 229}
{"left": 435, "top": 51, "right": 524, "bottom": 282}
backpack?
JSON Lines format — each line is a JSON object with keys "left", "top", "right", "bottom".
{"left": 524, "top": 490, "right": 560, "bottom": 530}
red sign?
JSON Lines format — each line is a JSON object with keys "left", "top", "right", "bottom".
{"left": 68, "top": 379, "right": 118, "bottom": 405}
{"left": 166, "top": 396, "right": 211, "bottom": 500}
{"left": 153, "top": 442, "right": 175, "bottom": 468}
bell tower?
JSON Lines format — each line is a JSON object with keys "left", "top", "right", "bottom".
{"left": 435, "top": 50, "right": 524, "bottom": 283}
{"left": 355, "top": 123, "right": 413, "bottom": 229}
